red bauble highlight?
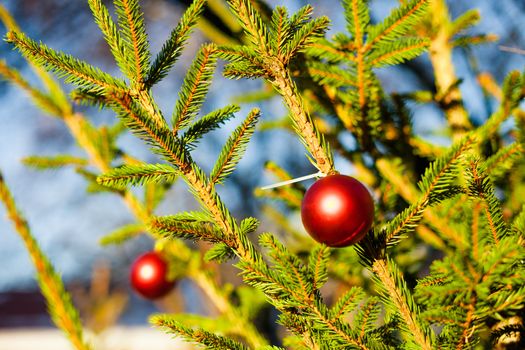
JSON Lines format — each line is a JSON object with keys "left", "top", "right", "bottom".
{"left": 130, "top": 251, "right": 175, "bottom": 299}
{"left": 301, "top": 174, "right": 374, "bottom": 247}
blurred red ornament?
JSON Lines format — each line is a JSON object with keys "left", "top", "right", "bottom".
{"left": 301, "top": 174, "right": 374, "bottom": 247}
{"left": 130, "top": 251, "right": 175, "bottom": 299}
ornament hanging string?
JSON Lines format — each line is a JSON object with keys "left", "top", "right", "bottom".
{"left": 499, "top": 45, "right": 525, "bottom": 55}
{"left": 260, "top": 171, "right": 326, "bottom": 190}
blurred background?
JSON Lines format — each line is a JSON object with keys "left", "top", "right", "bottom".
{"left": 0, "top": 0, "right": 523, "bottom": 348}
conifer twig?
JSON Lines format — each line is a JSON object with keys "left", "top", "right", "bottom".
{"left": 0, "top": 60, "right": 64, "bottom": 116}
{"left": 6, "top": 31, "right": 128, "bottom": 94}
{"left": 349, "top": 0, "right": 373, "bottom": 150}
{"left": 115, "top": 0, "right": 150, "bottom": 87}
{"left": 456, "top": 295, "right": 478, "bottom": 349}
{"left": 376, "top": 158, "right": 466, "bottom": 249}
{"left": 222, "top": 0, "right": 335, "bottom": 175}
{"left": 0, "top": 172, "right": 91, "bottom": 350}
{"left": 270, "top": 64, "right": 335, "bottom": 174}
{"left": 0, "top": 4, "right": 69, "bottom": 110}
{"left": 427, "top": 0, "right": 471, "bottom": 139}
{"left": 372, "top": 258, "right": 432, "bottom": 349}
{"left": 379, "top": 137, "right": 473, "bottom": 247}
{"left": 152, "top": 316, "right": 250, "bottom": 350}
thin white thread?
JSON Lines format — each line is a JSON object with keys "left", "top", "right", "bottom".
{"left": 260, "top": 171, "right": 325, "bottom": 190}
{"left": 499, "top": 45, "right": 525, "bottom": 55}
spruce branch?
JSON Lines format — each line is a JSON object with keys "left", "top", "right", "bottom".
{"left": 474, "top": 71, "right": 524, "bottom": 144}
{"left": 220, "top": 3, "right": 335, "bottom": 174}
{"left": 114, "top": 0, "right": 150, "bottom": 87}
{"left": 227, "top": 0, "right": 270, "bottom": 55}
{"left": 183, "top": 104, "right": 240, "bottom": 148}
{"left": 281, "top": 15, "right": 330, "bottom": 63}
{"left": 22, "top": 155, "right": 89, "bottom": 170}
{"left": 259, "top": 233, "right": 314, "bottom": 296}
{"left": 210, "top": 108, "right": 260, "bottom": 184}
{"left": 99, "top": 222, "right": 146, "bottom": 246}
{"left": 237, "top": 234, "right": 384, "bottom": 349}
{"left": 415, "top": 216, "right": 524, "bottom": 349}
{"left": 381, "top": 137, "right": 472, "bottom": 246}
{"left": 0, "top": 60, "right": 65, "bottom": 116}
{"left": 354, "top": 297, "right": 382, "bottom": 343}
{"left": 270, "top": 65, "right": 334, "bottom": 174}
{"left": 0, "top": 4, "right": 69, "bottom": 110}
{"left": 97, "top": 163, "right": 180, "bottom": 189}
{"left": 88, "top": 0, "right": 131, "bottom": 79}
{"left": 152, "top": 315, "right": 250, "bottom": 350}
{"left": 364, "top": 0, "right": 429, "bottom": 51}
{"left": 270, "top": 6, "right": 290, "bottom": 57}
{"left": 360, "top": 0, "right": 422, "bottom": 149}
{"left": 371, "top": 258, "right": 433, "bottom": 349}
{"left": 237, "top": 256, "right": 371, "bottom": 349}
{"left": 465, "top": 159, "right": 510, "bottom": 245}
{"left": 109, "top": 93, "right": 192, "bottom": 169}
{"left": 146, "top": 0, "right": 206, "bottom": 86}
{"left": 342, "top": 0, "right": 370, "bottom": 45}
{"left": 426, "top": 0, "right": 471, "bottom": 139}
{"left": 308, "top": 39, "right": 356, "bottom": 63}
{"left": 2, "top": 14, "right": 267, "bottom": 347}
{"left": 172, "top": 44, "right": 218, "bottom": 131}
{"left": 91, "top": 0, "right": 165, "bottom": 129}
{"left": 307, "top": 245, "right": 330, "bottom": 291}
{"left": 108, "top": 91, "right": 244, "bottom": 247}
{"left": 151, "top": 215, "right": 226, "bottom": 243}
{"left": 299, "top": 0, "right": 431, "bottom": 156}
{"left": 484, "top": 142, "right": 524, "bottom": 180}
{"left": 6, "top": 31, "right": 128, "bottom": 94}
{"left": 0, "top": 172, "right": 91, "bottom": 350}
{"left": 449, "top": 9, "right": 480, "bottom": 37}
{"left": 330, "top": 287, "right": 365, "bottom": 320}
{"left": 65, "top": 104, "right": 266, "bottom": 350}
{"left": 369, "top": 37, "right": 430, "bottom": 67}
{"left": 306, "top": 61, "right": 358, "bottom": 87}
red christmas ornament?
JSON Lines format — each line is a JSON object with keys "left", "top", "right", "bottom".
{"left": 130, "top": 251, "right": 175, "bottom": 299}
{"left": 301, "top": 174, "right": 374, "bottom": 247}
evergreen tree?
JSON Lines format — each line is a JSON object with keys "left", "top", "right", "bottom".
{"left": 0, "top": 0, "right": 524, "bottom": 349}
